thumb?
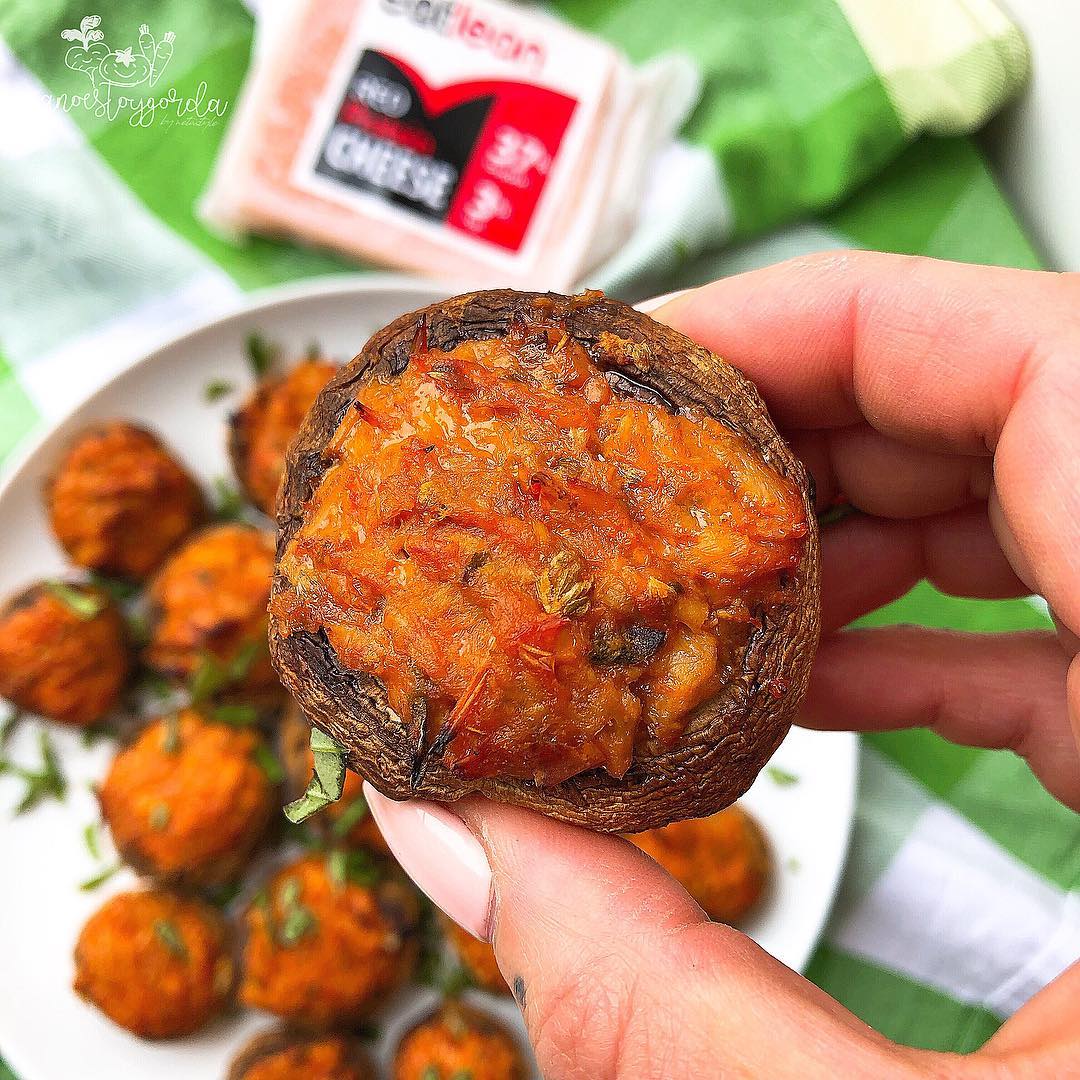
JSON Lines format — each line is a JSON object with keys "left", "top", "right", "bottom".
{"left": 365, "top": 787, "right": 924, "bottom": 1080}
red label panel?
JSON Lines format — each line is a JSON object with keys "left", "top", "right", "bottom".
{"left": 447, "top": 83, "right": 576, "bottom": 252}
{"left": 313, "top": 49, "right": 576, "bottom": 254}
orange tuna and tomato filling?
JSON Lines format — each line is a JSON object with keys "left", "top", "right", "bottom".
{"left": 272, "top": 325, "right": 807, "bottom": 786}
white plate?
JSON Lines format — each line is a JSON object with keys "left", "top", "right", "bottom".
{"left": 0, "top": 278, "right": 857, "bottom": 1080}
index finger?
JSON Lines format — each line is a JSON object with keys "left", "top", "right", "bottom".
{"left": 655, "top": 251, "right": 1078, "bottom": 453}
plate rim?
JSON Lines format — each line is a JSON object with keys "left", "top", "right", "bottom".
{"left": 0, "top": 273, "right": 456, "bottom": 510}
{"left": 783, "top": 727, "right": 859, "bottom": 972}
{"left": 0, "top": 274, "right": 859, "bottom": 1077}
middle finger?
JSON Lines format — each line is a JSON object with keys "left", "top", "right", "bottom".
{"left": 790, "top": 424, "right": 993, "bottom": 517}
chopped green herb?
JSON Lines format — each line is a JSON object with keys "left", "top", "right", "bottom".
{"left": 203, "top": 378, "right": 235, "bottom": 403}
{"left": 80, "top": 722, "right": 118, "bottom": 749}
{"left": 786, "top": 857, "right": 802, "bottom": 873}
{"left": 45, "top": 581, "right": 105, "bottom": 620}
{"left": 88, "top": 574, "right": 139, "bottom": 602}
{"left": 79, "top": 862, "right": 121, "bottom": 891}
{"left": 149, "top": 803, "right": 170, "bottom": 830}
{"left": 212, "top": 476, "right": 248, "bottom": 523}
{"left": 817, "top": 502, "right": 858, "bottom": 527}
{"left": 205, "top": 879, "right": 244, "bottom": 910}
{"left": 326, "top": 848, "right": 380, "bottom": 890}
{"left": 279, "top": 905, "right": 316, "bottom": 946}
{"left": 420, "top": 1067, "right": 440, "bottom": 1080}
{"left": 331, "top": 794, "right": 369, "bottom": 839}
{"left": 327, "top": 848, "right": 348, "bottom": 890}
{"left": 210, "top": 703, "right": 259, "bottom": 727}
{"left": 123, "top": 611, "right": 151, "bottom": 649}
{"left": 346, "top": 849, "right": 380, "bottom": 887}
{"left": 161, "top": 712, "right": 182, "bottom": 754}
{"left": 279, "top": 876, "right": 302, "bottom": 908}
{"left": 0, "top": 710, "right": 23, "bottom": 748}
{"left": 414, "top": 894, "right": 476, "bottom": 996}
{"left": 135, "top": 667, "right": 174, "bottom": 703}
{"left": 766, "top": 766, "right": 799, "bottom": 788}
{"left": 188, "top": 656, "right": 226, "bottom": 704}
{"left": 414, "top": 896, "right": 443, "bottom": 988}
{"left": 254, "top": 744, "right": 284, "bottom": 785}
{"left": 305, "top": 340, "right": 322, "bottom": 360}
{"left": 83, "top": 822, "right": 101, "bottom": 860}
{"left": 230, "top": 641, "right": 262, "bottom": 681}
{"left": 283, "top": 728, "right": 347, "bottom": 824}
{"left": 449, "top": 1071, "right": 474, "bottom": 1080}
{"left": 0, "top": 730, "right": 68, "bottom": 814}
{"left": 275, "top": 875, "right": 317, "bottom": 947}
{"left": 189, "top": 641, "right": 261, "bottom": 704}
{"left": 441, "top": 966, "right": 476, "bottom": 999}
{"left": 246, "top": 332, "right": 280, "bottom": 378}
{"left": 154, "top": 919, "right": 188, "bottom": 959}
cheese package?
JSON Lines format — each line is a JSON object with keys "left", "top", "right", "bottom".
{"left": 200, "top": 0, "right": 697, "bottom": 289}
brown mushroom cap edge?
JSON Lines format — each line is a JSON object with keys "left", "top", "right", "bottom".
{"left": 270, "top": 290, "right": 820, "bottom": 833}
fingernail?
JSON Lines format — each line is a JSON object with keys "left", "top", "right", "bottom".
{"left": 364, "top": 783, "right": 493, "bottom": 940}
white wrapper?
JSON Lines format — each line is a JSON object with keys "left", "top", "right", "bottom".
{"left": 200, "top": 0, "right": 697, "bottom": 289}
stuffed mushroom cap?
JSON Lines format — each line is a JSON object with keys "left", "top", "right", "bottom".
{"left": 393, "top": 1002, "right": 528, "bottom": 1080}
{"left": 230, "top": 357, "right": 338, "bottom": 516}
{"left": 72, "top": 889, "right": 233, "bottom": 1038}
{"left": 0, "top": 580, "right": 129, "bottom": 727}
{"left": 270, "top": 290, "right": 819, "bottom": 832}
{"left": 145, "top": 523, "right": 280, "bottom": 702}
{"left": 629, "top": 804, "right": 771, "bottom": 923}
{"left": 47, "top": 421, "right": 204, "bottom": 580}
{"left": 98, "top": 710, "right": 277, "bottom": 888}
{"left": 228, "top": 1027, "right": 375, "bottom": 1080}
{"left": 240, "top": 853, "right": 420, "bottom": 1028}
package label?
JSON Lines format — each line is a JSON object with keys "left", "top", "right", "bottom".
{"left": 290, "top": 0, "right": 611, "bottom": 262}
{"left": 309, "top": 49, "right": 576, "bottom": 253}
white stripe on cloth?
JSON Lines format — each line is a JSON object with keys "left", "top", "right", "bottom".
{"left": 830, "top": 769, "right": 1080, "bottom": 1016}
{"left": 0, "top": 40, "right": 241, "bottom": 379}
{"left": 589, "top": 140, "right": 734, "bottom": 297}
{"left": 17, "top": 272, "right": 241, "bottom": 421}
{"left": 0, "top": 39, "right": 83, "bottom": 159}
{"left": 835, "top": 0, "right": 1028, "bottom": 136}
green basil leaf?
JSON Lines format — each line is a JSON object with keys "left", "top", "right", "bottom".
{"left": 283, "top": 729, "right": 346, "bottom": 824}
{"left": 79, "top": 862, "right": 121, "bottom": 891}
{"left": 211, "top": 703, "right": 259, "bottom": 727}
{"left": 766, "top": 766, "right": 799, "bottom": 787}
{"left": 154, "top": 919, "right": 188, "bottom": 959}
{"left": 246, "top": 332, "right": 280, "bottom": 378}
{"left": 254, "top": 744, "right": 284, "bottom": 785}
{"left": 45, "top": 581, "right": 105, "bottom": 620}
{"left": 203, "top": 378, "right": 235, "bottom": 403}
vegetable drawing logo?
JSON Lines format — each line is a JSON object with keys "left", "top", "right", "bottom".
{"left": 54, "top": 14, "right": 227, "bottom": 128}
{"left": 62, "top": 16, "right": 173, "bottom": 91}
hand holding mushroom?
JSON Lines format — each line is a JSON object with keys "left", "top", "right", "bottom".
{"left": 363, "top": 254, "right": 1080, "bottom": 1079}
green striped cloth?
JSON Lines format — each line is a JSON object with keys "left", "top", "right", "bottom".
{"left": 2, "top": 1, "right": 1077, "bottom": 1071}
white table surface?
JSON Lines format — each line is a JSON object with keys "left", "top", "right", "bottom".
{"left": 982, "top": 1, "right": 1080, "bottom": 271}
